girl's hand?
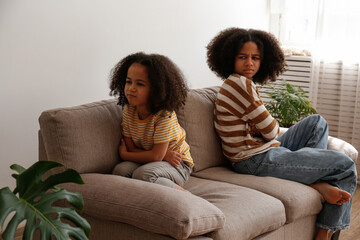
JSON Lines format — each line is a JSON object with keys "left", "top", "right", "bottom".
{"left": 164, "top": 150, "right": 182, "bottom": 167}
{"left": 119, "top": 139, "right": 128, "bottom": 159}
{"left": 249, "top": 121, "right": 261, "bottom": 137}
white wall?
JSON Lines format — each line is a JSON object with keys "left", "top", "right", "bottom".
{"left": 0, "top": 0, "right": 269, "bottom": 189}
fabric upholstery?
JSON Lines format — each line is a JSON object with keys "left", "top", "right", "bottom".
{"left": 62, "top": 174, "right": 225, "bottom": 240}
{"left": 192, "top": 167, "right": 323, "bottom": 223}
{"left": 82, "top": 214, "right": 213, "bottom": 240}
{"left": 184, "top": 177, "right": 286, "bottom": 240}
{"left": 177, "top": 87, "right": 226, "bottom": 172}
{"left": 253, "top": 215, "right": 317, "bottom": 240}
{"left": 39, "top": 99, "right": 122, "bottom": 173}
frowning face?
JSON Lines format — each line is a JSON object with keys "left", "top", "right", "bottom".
{"left": 125, "top": 63, "right": 151, "bottom": 118}
{"left": 234, "top": 41, "right": 261, "bottom": 79}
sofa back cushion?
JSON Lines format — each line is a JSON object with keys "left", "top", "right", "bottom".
{"left": 39, "top": 86, "right": 225, "bottom": 174}
{"left": 39, "top": 99, "right": 122, "bottom": 174}
{"left": 177, "top": 87, "right": 226, "bottom": 172}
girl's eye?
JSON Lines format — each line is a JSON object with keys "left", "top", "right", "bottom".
{"left": 137, "top": 83, "right": 144, "bottom": 86}
{"left": 125, "top": 80, "right": 131, "bottom": 84}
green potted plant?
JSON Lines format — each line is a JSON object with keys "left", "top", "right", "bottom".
{"left": 0, "top": 161, "right": 90, "bottom": 240}
{"left": 262, "top": 80, "right": 317, "bottom": 128}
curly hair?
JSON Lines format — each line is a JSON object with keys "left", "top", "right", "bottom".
{"left": 109, "top": 52, "right": 188, "bottom": 114}
{"left": 206, "top": 27, "right": 287, "bottom": 84}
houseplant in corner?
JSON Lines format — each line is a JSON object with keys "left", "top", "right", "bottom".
{"left": 0, "top": 161, "right": 91, "bottom": 240}
{"left": 263, "top": 80, "right": 317, "bottom": 127}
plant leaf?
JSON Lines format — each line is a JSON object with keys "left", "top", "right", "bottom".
{"left": 263, "top": 80, "right": 317, "bottom": 127}
{"left": 0, "top": 161, "right": 90, "bottom": 240}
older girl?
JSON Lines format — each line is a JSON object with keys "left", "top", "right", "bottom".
{"left": 207, "top": 28, "right": 357, "bottom": 240}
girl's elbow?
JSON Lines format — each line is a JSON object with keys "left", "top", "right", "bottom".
{"left": 263, "top": 133, "right": 278, "bottom": 141}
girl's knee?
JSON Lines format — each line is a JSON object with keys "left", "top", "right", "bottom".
{"left": 132, "top": 166, "right": 146, "bottom": 180}
{"left": 132, "top": 165, "right": 157, "bottom": 183}
{"left": 306, "top": 114, "right": 327, "bottom": 127}
{"left": 113, "top": 161, "right": 140, "bottom": 178}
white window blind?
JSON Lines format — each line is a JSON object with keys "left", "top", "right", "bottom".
{"left": 259, "top": 55, "right": 313, "bottom": 102}
{"left": 313, "top": 61, "right": 360, "bottom": 147}
{"left": 260, "top": 55, "right": 360, "bottom": 152}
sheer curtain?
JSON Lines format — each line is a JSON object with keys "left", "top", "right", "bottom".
{"left": 312, "top": 0, "right": 360, "bottom": 151}
{"left": 270, "top": 0, "right": 360, "bottom": 152}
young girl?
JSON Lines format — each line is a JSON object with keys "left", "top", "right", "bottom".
{"left": 109, "top": 52, "right": 193, "bottom": 192}
{"left": 207, "top": 28, "right": 357, "bottom": 240}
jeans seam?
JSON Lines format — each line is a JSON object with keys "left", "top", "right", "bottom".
{"left": 260, "top": 162, "right": 341, "bottom": 172}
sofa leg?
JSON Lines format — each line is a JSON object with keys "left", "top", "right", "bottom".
{"left": 331, "top": 230, "right": 340, "bottom": 240}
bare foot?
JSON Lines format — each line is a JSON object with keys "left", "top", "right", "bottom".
{"left": 310, "top": 182, "right": 351, "bottom": 205}
{"left": 315, "top": 228, "right": 333, "bottom": 240}
{"left": 174, "top": 184, "right": 191, "bottom": 193}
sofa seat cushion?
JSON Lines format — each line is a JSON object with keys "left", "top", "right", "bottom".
{"left": 184, "top": 177, "right": 286, "bottom": 240}
{"left": 192, "top": 167, "right": 323, "bottom": 223}
{"left": 62, "top": 173, "right": 225, "bottom": 240}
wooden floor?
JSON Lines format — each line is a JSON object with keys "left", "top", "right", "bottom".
{"left": 339, "top": 184, "right": 360, "bottom": 240}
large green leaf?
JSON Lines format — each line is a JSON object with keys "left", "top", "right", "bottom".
{"left": 0, "top": 161, "right": 91, "bottom": 240}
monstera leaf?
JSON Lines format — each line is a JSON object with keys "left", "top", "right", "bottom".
{"left": 0, "top": 161, "right": 91, "bottom": 240}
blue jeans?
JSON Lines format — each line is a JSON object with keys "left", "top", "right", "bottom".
{"left": 233, "top": 114, "right": 357, "bottom": 231}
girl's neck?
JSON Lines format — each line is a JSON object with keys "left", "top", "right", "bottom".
{"left": 136, "top": 107, "right": 152, "bottom": 120}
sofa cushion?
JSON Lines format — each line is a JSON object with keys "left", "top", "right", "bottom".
{"left": 177, "top": 87, "right": 226, "bottom": 172}
{"left": 192, "top": 167, "right": 323, "bottom": 223}
{"left": 39, "top": 99, "right": 122, "bottom": 174}
{"left": 62, "top": 174, "right": 225, "bottom": 240}
{"left": 82, "top": 214, "right": 214, "bottom": 240}
{"left": 184, "top": 176, "right": 286, "bottom": 240}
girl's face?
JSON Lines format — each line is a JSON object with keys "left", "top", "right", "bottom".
{"left": 234, "top": 41, "right": 261, "bottom": 79}
{"left": 125, "top": 63, "right": 151, "bottom": 115}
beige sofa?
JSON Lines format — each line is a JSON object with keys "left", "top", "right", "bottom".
{"left": 38, "top": 86, "right": 359, "bottom": 240}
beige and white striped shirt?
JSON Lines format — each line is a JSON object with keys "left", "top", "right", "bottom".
{"left": 122, "top": 105, "right": 193, "bottom": 167}
{"left": 214, "top": 74, "right": 280, "bottom": 163}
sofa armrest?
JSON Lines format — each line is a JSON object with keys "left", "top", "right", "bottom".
{"left": 327, "top": 136, "right": 358, "bottom": 162}
{"left": 62, "top": 174, "right": 225, "bottom": 240}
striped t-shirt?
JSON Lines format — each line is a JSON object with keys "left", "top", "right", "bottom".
{"left": 214, "top": 74, "right": 280, "bottom": 163}
{"left": 121, "top": 105, "right": 193, "bottom": 167}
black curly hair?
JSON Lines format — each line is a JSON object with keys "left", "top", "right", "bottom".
{"left": 109, "top": 52, "right": 188, "bottom": 114}
{"left": 207, "top": 27, "right": 287, "bottom": 84}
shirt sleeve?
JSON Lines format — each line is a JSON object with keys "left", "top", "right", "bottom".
{"left": 121, "top": 106, "right": 131, "bottom": 138}
{"left": 153, "top": 112, "right": 180, "bottom": 144}
{"left": 247, "top": 81, "right": 279, "bottom": 141}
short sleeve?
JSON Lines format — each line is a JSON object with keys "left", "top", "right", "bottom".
{"left": 153, "top": 112, "right": 180, "bottom": 144}
{"left": 121, "top": 106, "right": 131, "bottom": 137}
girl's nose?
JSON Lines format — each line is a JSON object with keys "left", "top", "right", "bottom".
{"left": 128, "top": 83, "right": 135, "bottom": 91}
{"left": 245, "top": 57, "right": 254, "bottom": 66}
